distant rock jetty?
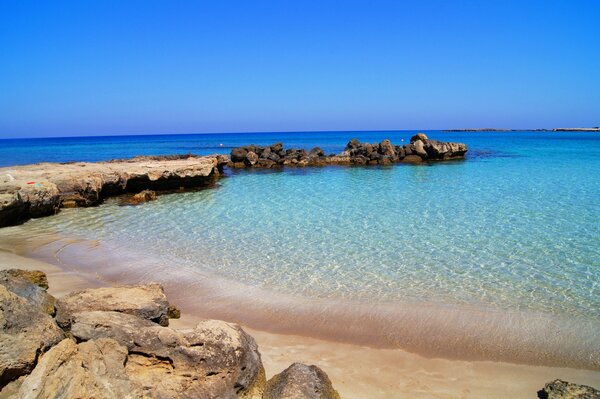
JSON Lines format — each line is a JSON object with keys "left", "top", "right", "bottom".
{"left": 0, "top": 268, "right": 340, "bottom": 398}
{"left": 227, "top": 134, "right": 467, "bottom": 168}
{"left": 443, "top": 127, "right": 600, "bottom": 132}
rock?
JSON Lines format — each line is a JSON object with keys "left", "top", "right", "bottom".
{"left": 55, "top": 284, "right": 172, "bottom": 329}
{"left": 379, "top": 139, "right": 395, "bottom": 156}
{"left": 0, "top": 285, "right": 64, "bottom": 387}
{"left": 271, "top": 142, "right": 284, "bottom": 153}
{"left": 345, "top": 139, "right": 361, "bottom": 150}
{"left": 410, "top": 133, "right": 429, "bottom": 143}
{"left": 167, "top": 305, "right": 181, "bottom": 319}
{"left": 231, "top": 148, "right": 248, "bottom": 162}
{"left": 424, "top": 140, "right": 468, "bottom": 160}
{"left": 0, "top": 155, "right": 220, "bottom": 227}
{"left": 402, "top": 155, "right": 424, "bottom": 163}
{"left": 537, "top": 379, "right": 600, "bottom": 399}
{"left": 309, "top": 147, "right": 325, "bottom": 158}
{"left": 69, "top": 311, "right": 266, "bottom": 398}
{"left": 128, "top": 189, "right": 157, "bottom": 205}
{"left": 263, "top": 363, "right": 340, "bottom": 399}
{"left": 413, "top": 140, "right": 428, "bottom": 157}
{"left": 0, "top": 269, "right": 54, "bottom": 315}
{"left": 245, "top": 151, "right": 259, "bottom": 166}
{"left": 17, "top": 338, "right": 143, "bottom": 398}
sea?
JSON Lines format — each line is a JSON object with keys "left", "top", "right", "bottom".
{"left": 1, "top": 130, "right": 599, "bottom": 368}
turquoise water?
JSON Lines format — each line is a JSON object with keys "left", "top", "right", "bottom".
{"left": 1, "top": 131, "right": 599, "bottom": 365}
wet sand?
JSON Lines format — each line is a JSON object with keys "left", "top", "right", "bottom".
{"left": 1, "top": 248, "right": 599, "bottom": 398}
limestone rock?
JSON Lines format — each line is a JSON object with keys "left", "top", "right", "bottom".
{"left": 0, "top": 269, "right": 54, "bottom": 315}
{"left": 17, "top": 338, "right": 143, "bottom": 399}
{"left": 537, "top": 379, "right": 600, "bottom": 399}
{"left": 263, "top": 363, "right": 340, "bottom": 399}
{"left": 410, "top": 133, "right": 429, "bottom": 143}
{"left": 0, "top": 285, "right": 64, "bottom": 387}
{"left": 55, "top": 284, "right": 172, "bottom": 329}
{"left": 402, "top": 155, "right": 424, "bottom": 163}
{"left": 69, "top": 311, "right": 266, "bottom": 398}
{"left": 0, "top": 155, "right": 220, "bottom": 227}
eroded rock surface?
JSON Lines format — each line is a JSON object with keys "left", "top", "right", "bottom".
{"left": 538, "top": 379, "right": 600, "bottom": 399}
{"left": 0, "top": 285, "right": 63, "bottom": 387}
{"left": 55, "top": 284, "right": 172, "bottom": 328}
{"left": 17, "top": 338, "right": 143, "bottom": 398}
{"left": 69, "top": 311, "right": 265, "bottom": 397}
{"left": 263, "top": 363, "right": 341, "bottom": 399}
{"left": 0, "top": 155, "right": 223, "bottom": 227}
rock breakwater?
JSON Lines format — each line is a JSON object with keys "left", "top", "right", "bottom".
{"left": 227, "top": 134, "right": 468, "bottom": 168}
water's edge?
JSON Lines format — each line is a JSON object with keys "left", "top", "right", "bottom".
{"left": 5, "top": 231, "right": 598, "bottom": 371}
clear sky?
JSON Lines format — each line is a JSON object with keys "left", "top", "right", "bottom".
{"left": 0, "top": 0, "right": 599, "bottom": 138}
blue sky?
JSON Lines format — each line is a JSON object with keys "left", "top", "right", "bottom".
{"left": 0, "top": 0, "right": 599, "bottom": 138}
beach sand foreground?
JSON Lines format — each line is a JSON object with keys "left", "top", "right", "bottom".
{"left": 1, "top": 249, "right": 598, "bottom": 399}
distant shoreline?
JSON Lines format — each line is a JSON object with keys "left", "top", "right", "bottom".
{"left": 443, "top": 127, "right": 600, "bottom": 132}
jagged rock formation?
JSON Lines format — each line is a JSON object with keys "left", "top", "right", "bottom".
{"left": 0, "top": 155, "right": 225, "bottom": 227}
{"left": 0, "top": 269, "right": 341, "bottom": 399}
{"left": 228, "top": 134, "right": 467, "bottom": 168}
{"left": 0, "top": 272, "right": 64, "bottom": 386}
{"left": 537, "top": 379, "right": 600, "bottom": 399}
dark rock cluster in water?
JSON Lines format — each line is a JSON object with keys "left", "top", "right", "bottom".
{"left": 227, "top": 133, "right": 468, "bottom": 168}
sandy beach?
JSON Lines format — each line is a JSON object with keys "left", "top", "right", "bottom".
{"left": 1, "top": 248, "right": 598, "bottom": 399}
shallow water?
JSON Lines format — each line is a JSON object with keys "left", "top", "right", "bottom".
{"left": 1, "top": 131, "right": 599, "bottom": 367}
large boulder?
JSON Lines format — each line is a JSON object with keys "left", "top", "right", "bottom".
{"left": 55, "top": 284, "right": 172, "bottom": 329}
{"left": 378, "top": 139, "right": 395, "bottom": 156}
{"left": 17, "top": 338, "right": 143, "bottom": 398}
{"left": 0, "top": 269, "right": 54, "bottom": 315}
{"left": 537, "top": 379, "right": 600, "bottom": 399}
{"left": 69, "top": 311, "right": 265, "bottom": 398}
{"left": 424, "top": 140, "right": 468, "bottom": 160}
{"left": 413, "top": 140, "right": 428, "bottom": 158}
{"left": 0, "top": 285, "right": 64, "bottom": 387}
{"left": 410, "top": 133, "right": 429, "bottom": 143}
{"left": 263, "top": 363, "right": 340, "bottom": 399}
{"left": 231, "top": 148, "right": 249, "bottom": 163}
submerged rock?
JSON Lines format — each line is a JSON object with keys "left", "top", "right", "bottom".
{"left": 55, "top": 284, "right": 172, "bottom": 328}
{"left": 537, "top": 379, "right": 600, "bottom": 399}
{"left": 128, "top": 189, "right": 157, "bottom": 205}
{"left": 263, "top": 363, "right": 340, "bottom": 399}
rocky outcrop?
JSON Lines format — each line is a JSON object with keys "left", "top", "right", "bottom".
{"left": 0, "top": 283, "right": 64, "bottom": 386}
{"left": 263, "top": 363, "right": 340, "bottom": 399}
{"left": 537, "top": 379, "right": 600, "bottom": 399}
{"left": 0, "top": 154, "right": 225, "bottom": 227}
{"left": 65, "top": 311, "right": 266, "bottom": 398}
{"left": 55, "top": 284, "right": 172, "bottom": 329}
{"left": 0, "top": 270, "right": 340, "bottom": 398}
{"left": 228, "top": 135, "right": 467, "bottom": 168}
